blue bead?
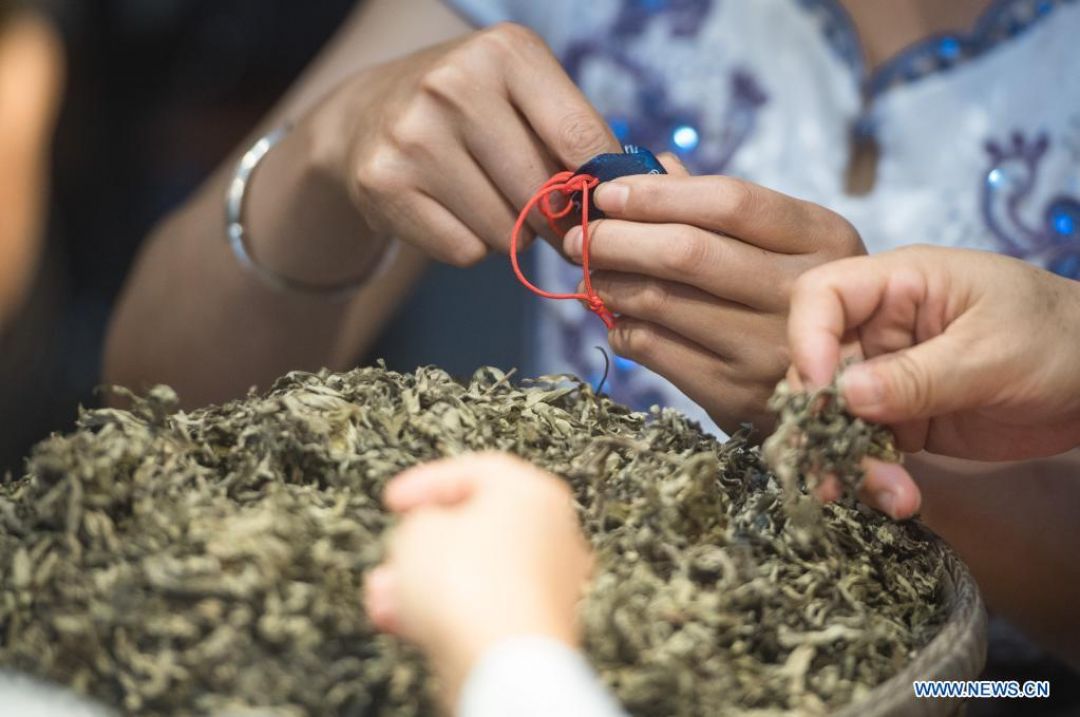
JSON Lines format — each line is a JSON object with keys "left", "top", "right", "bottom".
{"left": 1053, "top": 210, "right": 1076, "bottom": 236}
{"left": 1036, "top": 0, "right": 1054, "bottom": 16}
{"left": 613, "top": 356, "right": 638, "bottom": 372}
{"left": 986, "top": 168, "right": 1007, "bottom": 187}
{"left": 937, "top": 36, "right": 962, "bottom": 61}
{"left": 672, "top": 124, "right": 700, "bottom": 151}
{"left": 639, "top": 0, "right": 667, "bottom": 11}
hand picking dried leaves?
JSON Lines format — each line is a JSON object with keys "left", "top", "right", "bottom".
{"left": 0, "top": 365, "right": 943, "bottom": 716}
{"left": 763, "top": 374, "right": 902, "bottom": 501}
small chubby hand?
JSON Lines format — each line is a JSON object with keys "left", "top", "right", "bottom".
{"left": 364, "top": 453, "right": 593, "bottom": 704}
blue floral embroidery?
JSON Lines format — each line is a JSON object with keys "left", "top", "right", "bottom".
{"left": 982, "top": 131, "right": 1080, "bottom": 278}
{"left": 561, "top": 0, "right": 767, "bottom": 175}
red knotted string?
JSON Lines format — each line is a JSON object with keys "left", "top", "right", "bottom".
{"left": 510, "top": 171, "right": 616, "bottom": 329}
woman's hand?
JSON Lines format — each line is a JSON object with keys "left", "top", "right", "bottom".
{"left": 309, "top": 22, "right": 618, "bottom": 269}
{"left": 365, "top": 453, "right": 592, "bottom": 704}
{"left": 564, "top": 164, "right": 865, "bottom": 434}
{"left": 787, "top": 246, "right": 1080, "bottom": 518}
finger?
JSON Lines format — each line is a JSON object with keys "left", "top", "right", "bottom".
{"left": 656, "top": 152, "right": 692, "bottom": 177}
{"left": 813, "top": 474, "right": 843, "bottom": 503}
{"left": 384, "top": 461, "right": 477, "bottom": 513}
{"left": 853, "top": 265, "right": 935, "bottom": 360}
{"left": 458, "top": 97, "right": 567, "bottom": 245}
{"left": 607, "top": 317, "right": 773, "bottom": 433}
{"left": 856, "top": 459, "right": 921, "bottom": 520}
{"left": 386, "top": 190, "right": 488, "bottom": 267}
{"left": 787, "top": 257, "right": 899, "bottom": 388}
{"left": 563, "top": 220, "right": 791, "bottom": 311}
{"left": 427, "top": 144, "right": 523, "bottom": 253}
{"left": 586, "top": 272, "right": 783, "bottom": 368}
{"left": 890, "top": 418, "right": 931, "bottom": 454}
{"left": 591, "top": 175, "right": 840, "bottom": 254}
{"left": 504, "top": 35, "right": 621, "bottom": 168}
{"left": 363, "top": 565, "right": 401, "bottom": 634}
{"left": 839, "top": 336, "right": 985, "bottom": 424}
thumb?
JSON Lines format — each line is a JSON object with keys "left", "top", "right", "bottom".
{"left": 839, "top": 335, "right": 983, "bottom": 423}
{"left": 363, "top": 565, "right": 402, "bottom": 634}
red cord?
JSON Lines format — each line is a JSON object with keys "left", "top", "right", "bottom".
{"left": 509, "top": 172, "right": 616, "bottom": 329}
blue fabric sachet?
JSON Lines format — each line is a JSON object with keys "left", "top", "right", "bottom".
{"left": 571, "top": 144, "right": 666, "bottom": 220}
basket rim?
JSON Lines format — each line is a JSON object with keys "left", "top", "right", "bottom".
{"left": 833, "top": 528, "right": 988, "bottom": 717}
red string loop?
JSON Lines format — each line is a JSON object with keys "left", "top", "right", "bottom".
{"left": 509, "top": 171, "right": 616, "bottom": 329}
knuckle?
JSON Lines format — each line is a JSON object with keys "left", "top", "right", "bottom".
{"left": 611, "top": 322, "right": 657, "bottom": 362}
{"left": 887, "top": 354, "right": 933, "bottom": 415}
{"left": 354, "top": 149, "right": 404, "bottom": 200}
{"left": 716, "top": 177, "right": 758, "bottom": 219}
{"left": 442, "top": 240, "right": 487, "bottom": 268}
{"left": 418, "top": 61, "right": 472, "bottom": 107}
{"left": 386, "top": 106, "right": 431, "bottom": 156}
{"left": 558, "top": 110, "right": 614, "bottom": 160}
{"left": 663, "top": 226, "right": 711, "bottom": 275}
{"left": 824, "top": 214, "right": 865, "bottom": 258}
{"left": 636, "top": 279, "right": 670, "bottom": 317}
{"left": 474, "top": 22, "right": 542, "bottom": 60}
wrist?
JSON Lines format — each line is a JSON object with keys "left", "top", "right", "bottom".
{"left": 242, "top": 105, "right": 389, "bottom": 289}
{"left": 426, "top": 603, "right": 581, "bottom": 704}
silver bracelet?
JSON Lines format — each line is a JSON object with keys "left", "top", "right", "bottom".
{"left": 226, "top": 124, "right": 399, "bottom": 300}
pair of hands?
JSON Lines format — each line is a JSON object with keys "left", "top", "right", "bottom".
{"left": 314, "top": 23, "right": 1080, "bottom": 516}
{"left": 367, "top": 249, "right": 1080, "bottom": 707}
{"left": 302, "top": 23, "right": 861, "bottom": 433}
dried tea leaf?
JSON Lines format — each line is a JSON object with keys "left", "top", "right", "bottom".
{"left": 0, "top": 364, "right": 942, "bottom": 716}
{"left": 762, "top": 372, "right": 901, "bottom": 500}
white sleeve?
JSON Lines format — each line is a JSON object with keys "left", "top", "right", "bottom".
{"left": 0, "top": 671, "right": 114, "bottom": 716}
{"left": 457, "top": 636, "right": 628, "bottom": 717}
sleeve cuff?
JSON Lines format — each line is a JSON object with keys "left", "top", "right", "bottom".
{"left": 458, "top": 635, "right": 627, "bottom": 717}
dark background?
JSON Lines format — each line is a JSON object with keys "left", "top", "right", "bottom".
{"left": 0, "top": 0, "right": 527, "bottom": 476}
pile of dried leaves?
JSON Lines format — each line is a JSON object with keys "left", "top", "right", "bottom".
{"left": 763, "top": 376, "right": 902, "bottom": 499}
{"left": 0, "top": 365, "right": 944, "bottom": 716}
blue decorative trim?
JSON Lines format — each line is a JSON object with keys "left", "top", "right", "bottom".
{"left": 795, "top": 0, "right": 1075, "bottom": 97}
{"left": 793, "top": 0, "right": 865, "bottom": 78}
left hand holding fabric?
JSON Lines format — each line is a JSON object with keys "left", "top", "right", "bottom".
{"left": 564, "top": 159, "right": 865, "bottom": 434}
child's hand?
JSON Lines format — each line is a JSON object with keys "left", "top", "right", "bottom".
{"left": 565, "top": 162, "right": 864, "bottom": 434}
{"left": 364, "top": 453, "right": 592, "bottom": 703}
{"left": 786, "top": 246, "right": 1080, "bottom": 518}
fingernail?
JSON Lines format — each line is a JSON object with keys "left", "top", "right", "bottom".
{"left": 871, "top": 487, "right": 900, "bottom": 519}
{"left": 564, "top": 226, "right": 583, "bottom": 257}
{"left": 594, "top": 182, "right": 629, "bottom": 212}
{"left": 839, "top": 365, "right": 883, "bottom": 409}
